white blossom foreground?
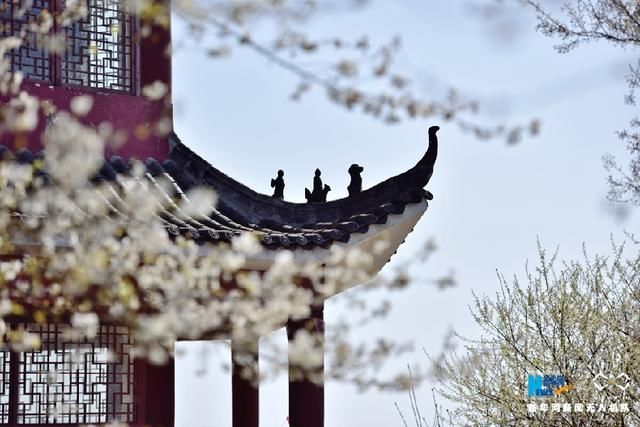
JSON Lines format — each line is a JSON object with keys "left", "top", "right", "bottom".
{"left": 0, "top": 100, "right": 417, "bottom": 375}
{"left": 0, "top": 33, "right": 437, "bottom": 424}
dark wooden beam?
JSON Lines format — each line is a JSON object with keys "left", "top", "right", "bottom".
{"left": 232, "top": 341, "right": 259, "bottom": 427}
{"left": 287, "top": 304, "right": 325, "bottom": 427}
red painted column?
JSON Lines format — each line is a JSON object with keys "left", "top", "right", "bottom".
{"left": 287, "top": 304, "right": 325, "bottom": 427}
{"left": 232, "top": 340, "right": 259, "bottom": 427}
{"left": 8, "top": 350, "right": 19, "bottom": 425}
{"left": 138, "top": 355, "right": 175, "bottom": 427}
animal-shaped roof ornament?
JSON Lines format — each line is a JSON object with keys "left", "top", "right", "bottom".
{"left": 347, "top": 164, "right": 364, "bottom": 196}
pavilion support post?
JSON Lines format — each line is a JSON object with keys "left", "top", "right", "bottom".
{"left": 138, "top": 352, "right": 175, "bottom": 427}
{"left": 287, "top": 303, "right": 325, "bottom": 427}
{"left": 231, "top": 340, "right": 259, "bottom": 427}
{"left": 8, "top": 350, "right": 19, "bottom": 425}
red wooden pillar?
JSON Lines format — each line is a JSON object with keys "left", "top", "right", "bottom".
{"left": 138, "top": 355, "right": 175, "bottom": 427}
{"left": 287, "top": 304, "right": 325, "bottom": 427}
{"left": 137, "top": 0, "right": 173, "bottom": 158}
{"left": 232, "top": 340, "right": 259, "bottom": 427}
{"left": 8, "top": 350, "right": 19, "bottom": 425}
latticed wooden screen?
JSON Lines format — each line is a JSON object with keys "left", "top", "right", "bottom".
{"left": 0, "top": 351, "right": 9, "bottom": 424}
{"left": 61, "top": 0, "right": 134, "bottom": 92}
{"left": 0, "top": 324, "right": 135, "bottom": 425}
{"left": 0, "top": 0, "right": 135, "bottom": 92}
{"left": 0, "top": 0, "right": 53, "bottom": 84}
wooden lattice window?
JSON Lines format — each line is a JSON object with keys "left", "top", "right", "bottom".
{"left": 0, "top": 0, "right": 53, "bottom": 84}
{"left": 0, "top": 324, "right": 135, "bottom": 425}
{"left": 0, "top": 352, "right": 9, "bottom": 424}
{"left": 0, "top": 0, "right": 136, "bottom": 93}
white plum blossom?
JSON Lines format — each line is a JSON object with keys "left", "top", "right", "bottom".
{"left": 0, "top": 36, "right": 22, "bottom": 55}
{"left": 0, "top": 0, "right": 447, "bottom": 397}
{"left": 336, "top": 60, "right": 358, "bottom": 77}
{"left": 70, "top": 312, "right": 100, "bottom": 339}
{"left": 10, "top": 330, "right": 41, "bottom": 352}
{"left": 0, "top": 260, "right": 23, "bottom": 281}
{"left": 58, "top": 0, "right": 88, "bottom": 25}
{"left": 142, "top": 80, "right": 169, "bottom": 101}
{"left": 0, "top": 70, "right": 23, "bottom": 96}
{"left": 289, "top": 329, "right": 323, "bottom": 370}
{"left": 69, "top": 94, "right": 94, "bottom": 116}
{"left": 43, "top": 112, "right": 104, "bottom": 187}
{"left": 220, "top": 250, "right": 246, "bottom": 272}
{"left": 4, "top": 91, "right": 39, "bottom": 133}
{"left": 0, "top": 300, "right": 11, "bottom": 317}
{"left": 232, "top": 232, "right": 262, "bottom": 255}
{"left": 178, "top": 187, "right": 218, "bottom": 219}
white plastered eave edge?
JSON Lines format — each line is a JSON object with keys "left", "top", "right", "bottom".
{"left": 197, "top": 201, "right": 429, "bottom": 295}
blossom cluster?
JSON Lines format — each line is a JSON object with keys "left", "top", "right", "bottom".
{"left": 0, "top": 0, "right": 439, "bottom": 395}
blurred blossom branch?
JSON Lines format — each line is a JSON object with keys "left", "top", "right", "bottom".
{"left": 0, "top": 0, "right": 527, "bottom": 405}
{"left": 171, "top": 0, "right": 540, "bottom": 143}
{"left": 0, "top": 84, "right": 445, "bottom": 395}
{"left": 515, "top": 0, "right": 640, "bottom": 203}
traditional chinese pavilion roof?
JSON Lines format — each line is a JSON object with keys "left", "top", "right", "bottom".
{"left": 157, "top": 133, "right": 434, "bottom": 250}
{"left": 3, "top": 128, "right": 438, "bottom": 255}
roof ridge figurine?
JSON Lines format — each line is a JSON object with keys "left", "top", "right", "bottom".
{"left": 271, "top": 169, "right": 285, "bottom": 199}
{"left": 305, "top": 168, "right": 331, "bottom": 203}
{"left": 347, "top": 164, "right": 364, "bottom": 196}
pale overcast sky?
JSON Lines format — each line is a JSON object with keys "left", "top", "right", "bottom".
{"left": 170, "top": 2, "right": 640, "bottom": 426}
